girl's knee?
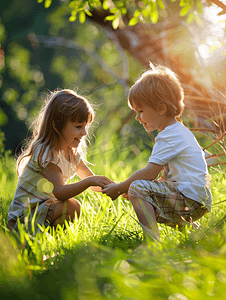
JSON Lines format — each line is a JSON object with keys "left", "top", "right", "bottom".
{"left": 49, "top": 198, "right": 80, "bottom": 227}
{"left": 66, "top": 198, "right": 80, "bottom": 218}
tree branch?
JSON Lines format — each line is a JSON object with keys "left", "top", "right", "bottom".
{"left": 206, "top": 0, "right": 226, "bottom": 12}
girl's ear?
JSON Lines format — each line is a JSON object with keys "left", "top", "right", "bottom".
{"left": 52, "top": 121, "right": 59, "bottom": 134}
{"left": 158, "top": 102, "right": 167, "bottom": 115}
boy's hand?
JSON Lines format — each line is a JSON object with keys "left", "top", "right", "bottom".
{"left": 121, "top": 193, "right": 129, "bottom": 200}
{"left": 102, "top": 183, "right": 121, "bottom": 200}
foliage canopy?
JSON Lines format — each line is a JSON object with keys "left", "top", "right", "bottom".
{"left": 1, "top": 0, "right": 226, "bottom": 153}
{"left": 38, "top": 0, "right": 226, "bottom": 28}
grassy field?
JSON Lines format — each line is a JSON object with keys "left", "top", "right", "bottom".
{"left": 1, "top": 134, "right": 226, "bottom": 300}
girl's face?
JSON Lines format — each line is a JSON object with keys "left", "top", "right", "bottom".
{"left": 132, "top": 103, "right": 168, "bottom": 132}
{"left": 59, "top": 120, "right": 88, "bottom": 151}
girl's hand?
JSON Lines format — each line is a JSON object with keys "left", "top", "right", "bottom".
{"left": 90, "top": 186, "right": 102, "bottom": 192}
{"left": 76, "top": 160, "right": 114, "bottom": 192}
{"left": 88, "top": 175, "right": 114, "bottom": 190}
{"left": 102, "top": 183, "right": 121, "bottom": 200}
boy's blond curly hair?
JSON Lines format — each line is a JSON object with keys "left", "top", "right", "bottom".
{"left": 128, "top": 64, "right": 184, "bottom": 117}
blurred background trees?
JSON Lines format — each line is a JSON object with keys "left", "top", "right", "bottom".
{"left": 1, "top": 0, "right": 226, "bottom": 156}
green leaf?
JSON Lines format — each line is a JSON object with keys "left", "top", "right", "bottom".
{"left": 180, "top": 5, "right": 191, "bottom": 16}
{"left": 142, "top": 7, "right": 149, "bottom": 18}
{"left": 69, "top": 14, "right": 77, "bottom": 22}
{"left": 112, "top": 16, "right": 119, "bottom": 29}
{"left": 151, "top": 1, "right": 157, "bottom": 9}
{"left": 85, "top": 9, "right": 92, "bottom": 16}
{"left": 150, "top": 10, "right": 159, "bottom": 24}
{"left": 71, "top": 9, "right": 77, "bottom": 16}
{"left": 134, "top": 10, "right": 141, "bottom": 18}
{"left": 128, "top": 17, "right": 138, "bottom": 26}
{"left": 103, "top": 0, "right": 109, "bottom": 10}
{"left": 187, "top": 12, "right": 195, "bottom": 24}
{"left": 179, "top": 0, "right": 188, "bottom": 7}
{"left": 88, "top": 1, "right": 93, "bottom": 10}
{"left": 37, "top": 0, "right": 44, "bottom": 3}
{"left": 196, "top": 0, "right": 203, "bottom": 14}
{"left": 110, "top": 8, "right": 119, "bottom": 14}
{"left": 44, "top": 0, "right": 52, "bottom": 8}
{"left": 157, "top": 0, "right": 165, "bottom": 9}
{"left": 117, "top": 2, "right": 124, "bottom": 8}
{"left": 194, "top": 15, "right": 203, "bottom": 25}
{"left": 79, "top": 11, "right": 86, "bottom": 23}
{"left": 120, "top": 7, "right": 127, "bottom": 15}
{"left": 69, "top": 1, "right": 76, "bottom": 8}
{"left": 105, "top": 14, "right": 117, "bottom": 21}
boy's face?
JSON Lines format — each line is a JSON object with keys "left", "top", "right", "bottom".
{"left": 132, "top": 103, "right": 167, "bottom": 132}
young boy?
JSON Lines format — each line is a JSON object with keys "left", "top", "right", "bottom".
{"left": 102, "top": 65, "right": 212, "bottom": 241}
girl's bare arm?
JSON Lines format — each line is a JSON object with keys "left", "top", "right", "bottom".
{"left": 45, "top": 161, "right": 113, "bottom": 201}
{"left": 75, "top": 159, "right": 94, "bottom": 178}
{"left": 76, "top": 159, "right": 114, "bottom": 192}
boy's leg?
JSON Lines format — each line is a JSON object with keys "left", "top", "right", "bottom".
{"left": 128, "top": 179, "right": 206, "bottom": 237}
{"left": 129, "top": 194, "right": 160, "bottom": 242}
{"left": 6, "top": 219, "right": 17, "bottom": 230}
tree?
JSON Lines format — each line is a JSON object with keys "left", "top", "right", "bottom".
{"left": 1, "top": 0, "right": 140, "bottom": 153}
{"left": 38, "top": 0, "right": 226, "bottom": 133}
{"left": 1, "top": 0, "right": 226, "bottom": 154}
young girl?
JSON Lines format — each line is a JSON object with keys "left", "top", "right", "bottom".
{"left": 7, "top": 89, "right": 113, "bottom": 234}
{"left": 102, "top": 65, "right": 212, "bottom": 241}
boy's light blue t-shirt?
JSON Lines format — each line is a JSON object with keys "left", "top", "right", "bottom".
{"left": 148, "top": 122, "right": 212, "bottom": 211}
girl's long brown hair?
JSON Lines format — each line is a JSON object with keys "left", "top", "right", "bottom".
{"left": 17, "top": 89, "right": 95, "bottom": 176}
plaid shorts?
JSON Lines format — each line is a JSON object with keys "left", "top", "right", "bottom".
{"left": 128, "top": 180, "right": 208, "bottom": 227}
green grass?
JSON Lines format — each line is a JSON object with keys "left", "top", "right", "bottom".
{"left": 1, "top": 136, "right": 226, "bottom": 299}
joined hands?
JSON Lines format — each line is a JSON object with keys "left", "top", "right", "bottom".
{"left": 89, "top": 175, "right": 114, "bottom": 193}
{"left": 102, "top": 183, "right": 128, "bottom": 200}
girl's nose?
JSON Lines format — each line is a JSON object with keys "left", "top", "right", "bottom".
{"left": 82, "top": 127, "right": 87, "bottom": 136}
{"left": 135, "top": 113, "right": 140, "bottom": 121}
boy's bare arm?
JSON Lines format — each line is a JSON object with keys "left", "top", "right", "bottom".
{"left": 102, "top": 162, "right": 163, "bottom": 200}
